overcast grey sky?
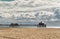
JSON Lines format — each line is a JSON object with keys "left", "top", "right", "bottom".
{"left": 0, "top": 0, "right": 60, "bottom": 26}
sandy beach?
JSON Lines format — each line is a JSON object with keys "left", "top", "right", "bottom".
{"left": 0, "top": 28, "right": 60, "bottom": 39}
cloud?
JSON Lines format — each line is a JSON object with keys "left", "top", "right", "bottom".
{"left": 0, "top": 0, "right": 60, "bottom": 25}
{"left": 0, "top": 0, "right": 14, "bottom": 2}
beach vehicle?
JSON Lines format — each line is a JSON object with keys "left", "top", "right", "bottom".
{"left": 37, "top": 22, "right": 46, "bottom": 27}
{"left": 9, "top": 23, "right": 19, "bottom": 27}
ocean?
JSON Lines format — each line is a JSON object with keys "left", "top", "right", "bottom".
{"left": 0, "top": 26, "right": 60, "bottom": 28}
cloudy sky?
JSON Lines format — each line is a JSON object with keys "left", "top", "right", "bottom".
{"left": 0, "top": 0, "right": 60, "bottom": 26}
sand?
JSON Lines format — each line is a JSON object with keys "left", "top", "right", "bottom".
{"left": 0, "top": 28, "right": 60, "bottom": 39}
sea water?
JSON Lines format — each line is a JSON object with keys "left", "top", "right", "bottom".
{"left": 0, "top": 26, "right": 60, "bottom": 28}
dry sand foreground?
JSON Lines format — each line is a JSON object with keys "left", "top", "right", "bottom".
{"left": 0, "top": 28, "right": 60, "bottom": 39}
